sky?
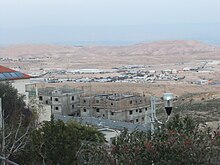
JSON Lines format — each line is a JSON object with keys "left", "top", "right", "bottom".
{"left": 0, "top": 0, "right": 220, "bottom": 45}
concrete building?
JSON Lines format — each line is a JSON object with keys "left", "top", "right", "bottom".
{"left": 38, "top": 87, "right": 84, "bottom": 116}
{"left": 80, "top": 93, "right": 150, "bottom": 124}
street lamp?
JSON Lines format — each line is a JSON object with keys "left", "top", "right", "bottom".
{"left": 149, "top": 93, "right": 174, "bottom": 135}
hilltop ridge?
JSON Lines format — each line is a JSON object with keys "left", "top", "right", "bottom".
{"left": 0, "top": 40, "right": 219, "bottom": 69}
{"left": 0, "top": 40, "right": 218, "bottom": 58}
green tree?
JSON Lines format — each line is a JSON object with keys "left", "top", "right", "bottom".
{"left": 0, "top": 82, "right": 28, "bottom": 122}
{"left": 16, "top": 117, "right": 105, "bottom": 165}
{"left": 0, "top": 82, "right": 35, "bottom": 164}
{"left": 110, "top": 114, "right": 220, "bottom": 165}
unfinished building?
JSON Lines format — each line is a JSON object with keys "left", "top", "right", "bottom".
{"left": 38, "top": 87, "right": 84, "bottom": 116}
{"left": 80, "top": 93, "right": 150, "bottom": 124}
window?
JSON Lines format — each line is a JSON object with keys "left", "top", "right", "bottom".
{"left": 46, "top": 100, "right": 48, "bottom": 104}
{"left": 83, "top": 108, "right": 86, "bottom": 112}
{"left": 111, "top": 103, "right": 113, "bottom": 106}
{"left": 136, "top": 119, "right": 139, "bottom": 122}
{"left": 136, "top": 109, "right": 138, "bottom": 112}
{"left": 50, "top": 97, "right": 52, "bottom": 101}
{"left": 96, "top": 100, "right": 99, "bottom": 103}
{"left": 96, "top": 108, "right": 100, "bottom": 113}
{"left": 103, "top": 114, "right": 105, "bottom": 117}
{"left": 111, "top": 112, "right": 114, "bottom": 115}
{"left": 145, "top": 108, "right": 148, "bottom": 111}
{"left": 72, "top": 96, "right": 74, "bottom": 100}
{"left": 142, "top": 117, "right": 145, "bottom": 121}
{"left": 55, "top": 107, "right": 59, "bottom": 110}
{"left": 130, "top": 100, "right": 132, "bottom": 104}
{"left": 129, "top": 110, "right": 133, "bottom": 115}
{"left": 54, "top": 98, "right": 59, "bottom": 102}
{"left": 72, "top": 104, "right": 75, "bottom": 108}
{"left": 139, "top": 109, "right": 142, "bottom": 113}
{"left": 84, "top": 100, "right": 86, "bottom": 103}
{"left": 39, "top": 96, "right": 43, "bottom": 101}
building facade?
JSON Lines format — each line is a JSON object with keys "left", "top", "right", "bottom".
{"left": 80, "top": 93, "right": 150, "bottom": 124}
{"left": 0, "top": 65, "right": 32, "bottom": 104}
{"left": 38, "top": 87, "right": 84, "bottom": 116}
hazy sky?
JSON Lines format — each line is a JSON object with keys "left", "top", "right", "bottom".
{"left": 1, "top": 0, "right": 220, "bottom": 45}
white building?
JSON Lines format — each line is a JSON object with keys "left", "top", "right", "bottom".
{"left": 0, "top": 65, "right": 32, "bottom": 104}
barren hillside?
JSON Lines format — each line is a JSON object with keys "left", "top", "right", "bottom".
{"left": 0, "top": 40, "right": 220, "bottom": 69}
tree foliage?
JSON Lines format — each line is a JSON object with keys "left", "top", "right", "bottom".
{"left": 15, "top": 118, "right": 105, "bottom": 164}
{"left": 76, "top": 114, "right": 220, "bottom": 165}
{"left": 0, "top": 82, "right": 28, "bottom": 122}
{"left": 0, "top": 82, "right": 35, "bottom": 163}
{"left": 110, "top": 114, "right": 220, "bottom": 165}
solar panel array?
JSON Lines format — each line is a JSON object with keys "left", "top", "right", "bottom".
{"left": 0, "top": 72, "right": 24, "bottom": 80}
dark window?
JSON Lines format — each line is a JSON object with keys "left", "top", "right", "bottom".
{"left": 96, "top": 108, "right": 100, "bottom": 112}
{"left": 139, "top": 109, "right": 142, "bottom": 113}
{"left": 103, "top": 114, "right": 105, "bottom": 117}
{"left": 84, "top": 100, "right": 86, "bottom": 103}
{"left": 72, "top": 104, "right": 75, "bottom": 108}
{"left": 111, "top": 103, "right": 113, "bottom": 106}
{"left": 136, "top": 119, "right": 139, "bottom": 122}
{"left": 39, "top": 96, "right": 43, "bottom": 101}
{"left": 83, "top": 108, "right": 86, "bottom": 112}
{"left": 72, "top": 96, "right": 74, "bottom": 100}
{"left": 130, "top": 100, "right": 132, "bottom": 104}
{"left": 129, "top": 110, "right": 133, "bottom": 115}
{"left": 142, "top": 117, "right": 145, "bottom": 121}
{"left": 55, "top": 98, "right": 59, "bottom": 102}
{"left": 55, "top": 107, "right": 59, "bottom": 110}
{"left": 145, "top": 108, "right": 148, "bottom": 111}
{"left": 50, "top": 97, "right": 52, "bottom": 101}
{"left": 136, "top": 109, "right": 138, "bottom": 112}
{"left": 96, "top": 100, "right": 99, "bottom": 103}
{"left": 111, "top": 112, "right": 114, "bottom": 115}
{"left": 46, "top": 100, "right": 48, "bottom": 104}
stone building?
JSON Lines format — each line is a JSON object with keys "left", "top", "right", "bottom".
{"left": 38, "top": 87, "right": 83, "bottom": 116}
{"left": 80, "top": 93, "right": 150, "bottom": 124}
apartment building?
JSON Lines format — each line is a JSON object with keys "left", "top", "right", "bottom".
{"left": 38, "top": 87, "right": 84, "bottom": 116}
{"left": 80, "top": 93, "right": 150, "bottom": 124}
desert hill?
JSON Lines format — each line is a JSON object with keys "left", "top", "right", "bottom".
{"left": 87, "top": 40, "right": 217, "bottom": 56}
{"left": 0, "top": 40, "right": 220, "bottom": 69}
